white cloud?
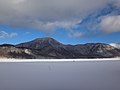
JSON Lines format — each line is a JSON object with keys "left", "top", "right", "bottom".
{"left": 68, "top": 31, "right": 101, "bottom": 38}
{"left": 69, "top": 31, "right": 84, "bottom": 38}
{"left": 11, "top": 19, "right": 80, "bottom": 32}
{"left": 0, "top": 0, "right": 113, "bottom": 31}
{"left": 0, "top": 36, "right": 3, "bottom": 39}
{"left": 100, "top": 15, "right": 120, "bottom": 33}
{"left": 0, "top": 31, "right": 8, "bottom": 38}
{"left": 0, "top": 31, "right": 18, "bottom": 39}
{"left": 31, "top": 20, "right": 79, "bottom": 31}
{"left": 25, "top": 32, "right": 30, "bottom": 34}
{"left": 9, "top": 33, "right": 18, "bottom": 38}
{"left": 1, "top": 0, "right": 120, "bottom": 39}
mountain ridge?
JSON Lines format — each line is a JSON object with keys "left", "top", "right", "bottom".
{"left": 110, "top": 43, "right": 120, "bottom": 49}
{"left": 0, "top": 37, "right": 120, "bottom": 59}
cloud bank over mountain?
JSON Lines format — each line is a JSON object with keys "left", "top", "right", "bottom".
{"left": 0, "top": 0, "right": 120, "bottom": 38}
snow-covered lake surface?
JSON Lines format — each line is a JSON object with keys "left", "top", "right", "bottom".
{"left": 0, "top": 59, "right": 120, "bottom": 90}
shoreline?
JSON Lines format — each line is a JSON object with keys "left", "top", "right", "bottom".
{"left": 0, "top": 58, "right": 120, "bottom": 62}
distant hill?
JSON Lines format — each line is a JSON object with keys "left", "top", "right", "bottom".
{"left": 0, "top": 37, "right": 120, "bottom": 59}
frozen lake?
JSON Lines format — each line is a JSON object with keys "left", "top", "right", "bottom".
{"left": 0, "top": 59, "right": 120, "bottom": 90}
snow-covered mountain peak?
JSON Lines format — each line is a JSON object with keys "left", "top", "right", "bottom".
{"left": 110, "top": 43, "right": 120, "bottom": 49}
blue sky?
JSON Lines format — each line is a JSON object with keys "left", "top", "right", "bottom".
{"left": 0, "top": 0, "right": 120, "bottom": 45}
{"left": 0, "top": 25, "right": 120, "bottom": 45}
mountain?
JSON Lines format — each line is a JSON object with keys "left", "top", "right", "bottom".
{"left": 110, "top": 43, "right": 120, "bottom": 49}
{"left": 0, "top": 43, "right": 56, "bottom": 59}
{"left": 15, "top": 37, "right": 120, "bottom": 59}
{"left": 0, "top": 44, "right": 33, "bottom": 59}
{"left": 16, "top": 37, "right": 63, "bottom": 49}
{"left": 0, "top": 37, "right": 120, "bottom": 59}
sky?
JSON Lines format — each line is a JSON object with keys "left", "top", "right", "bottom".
{"left": 0, "top": 0, "right": 120, "bottom": 45}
